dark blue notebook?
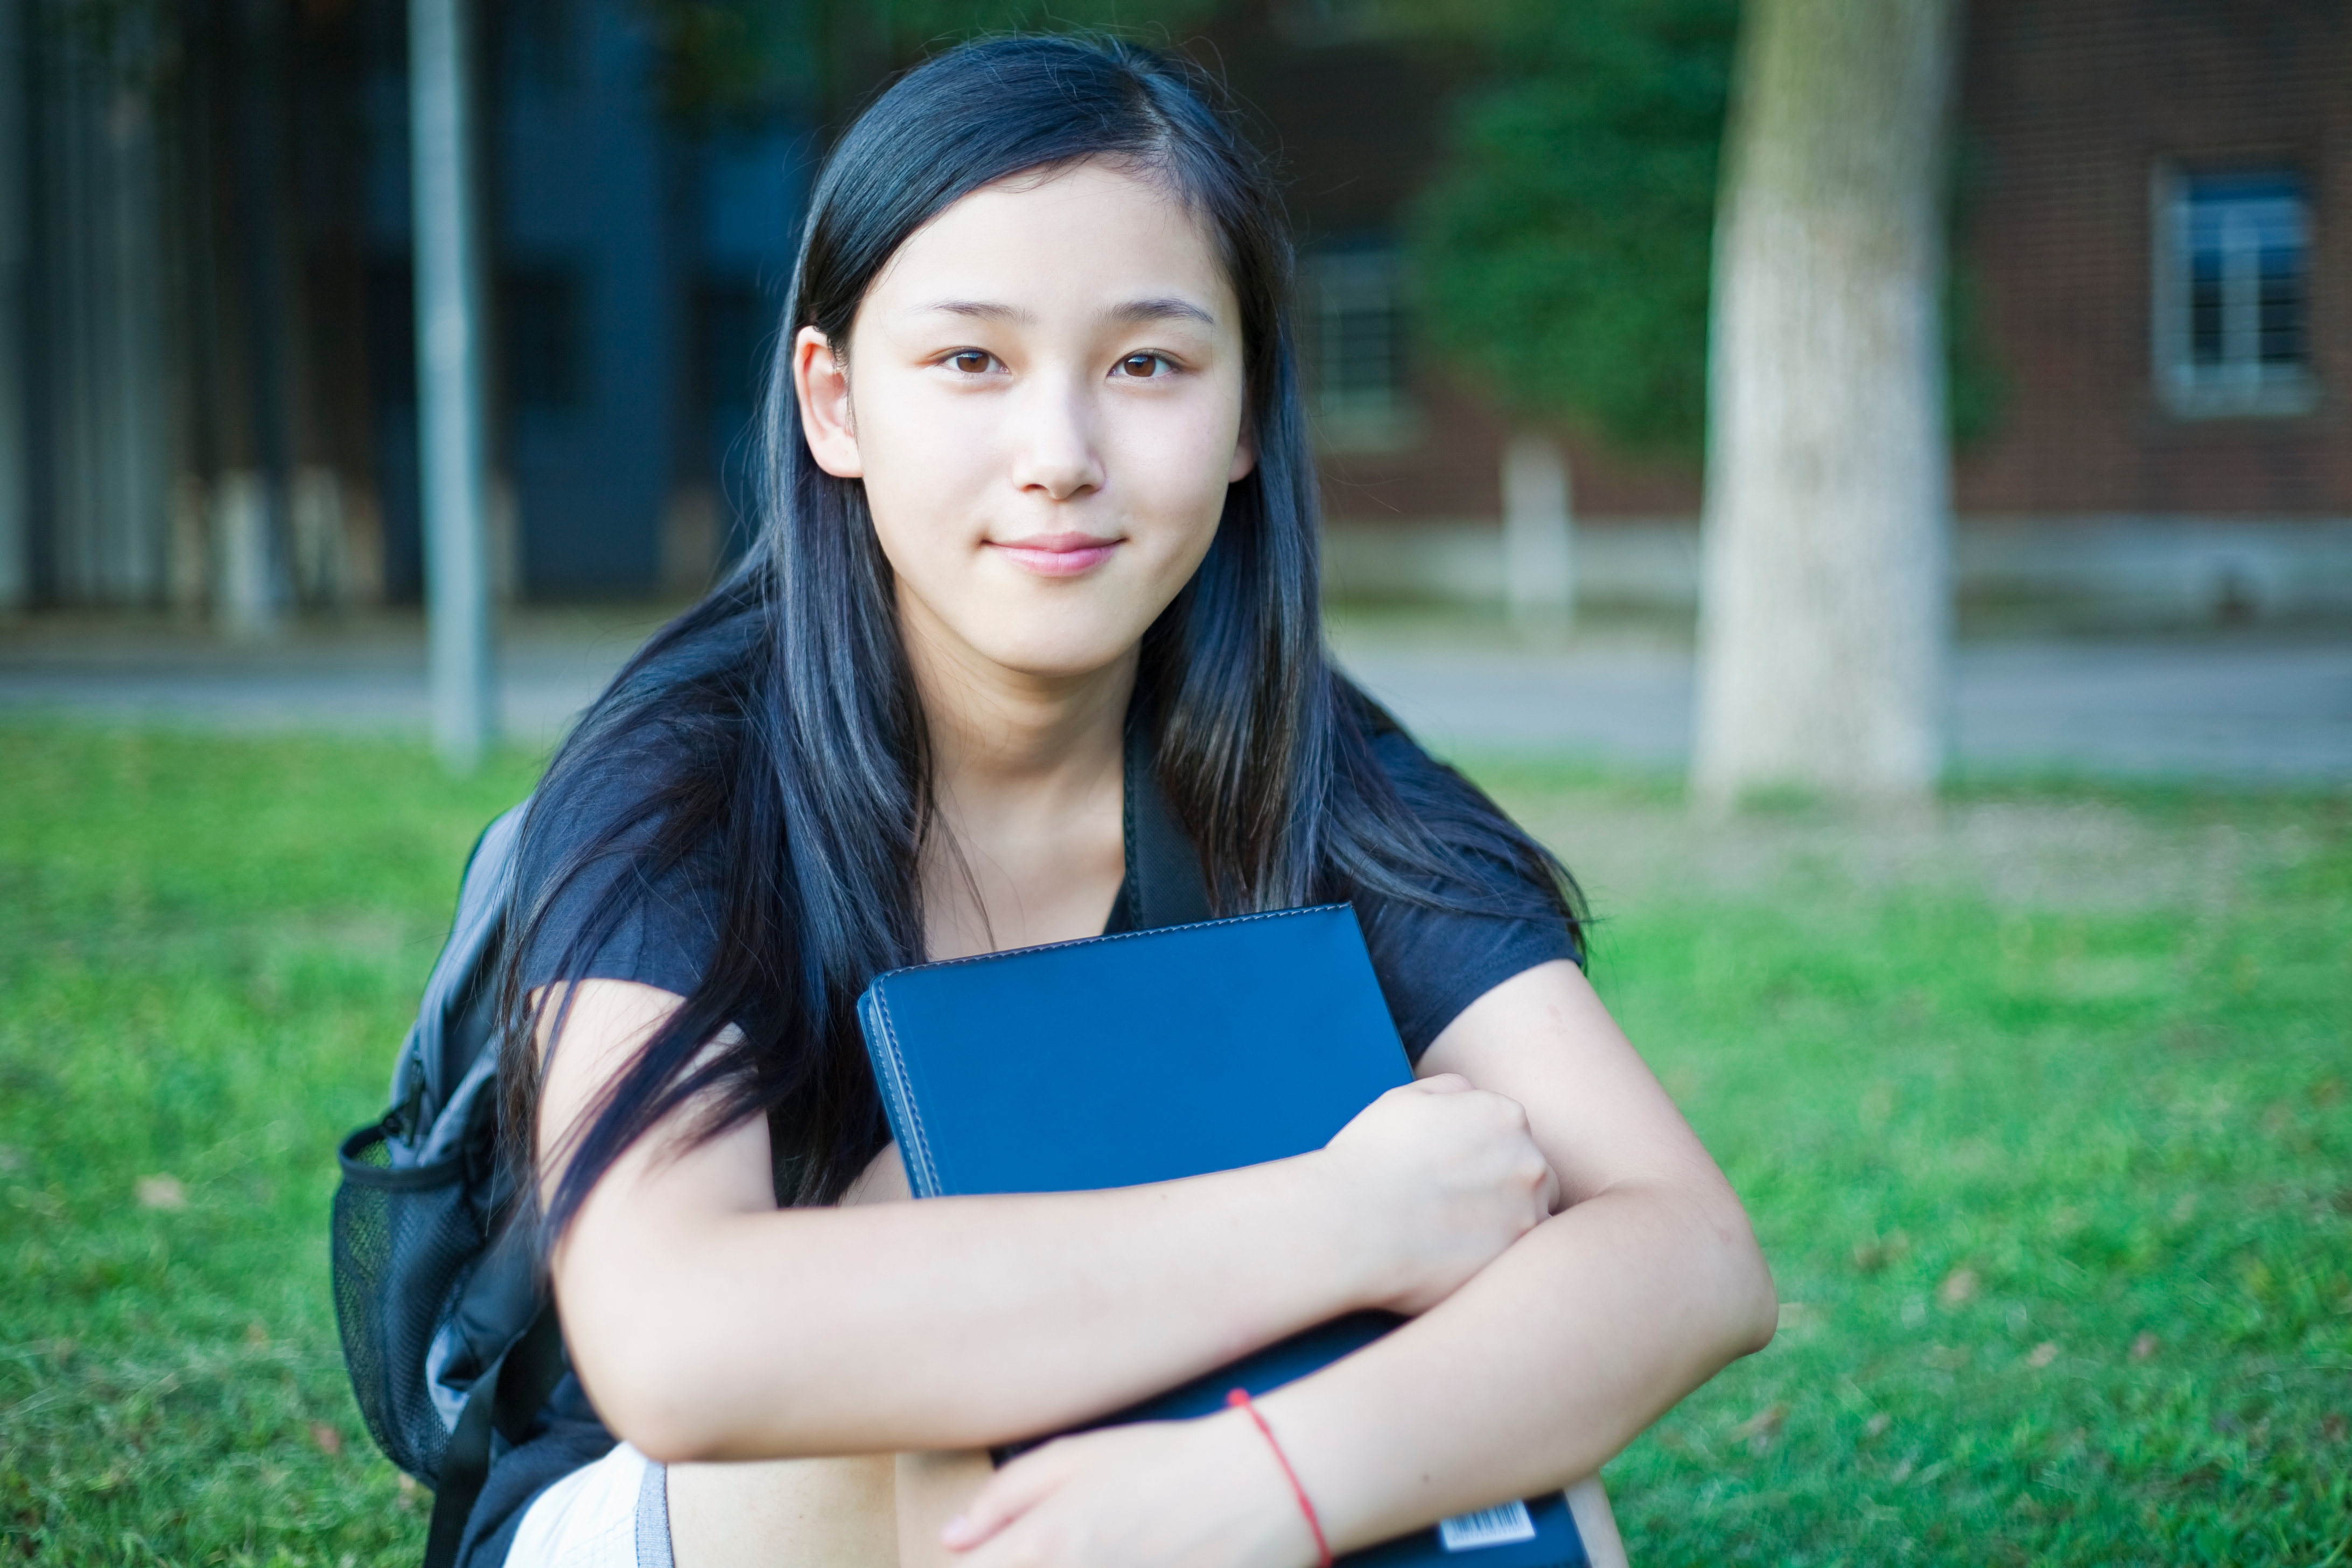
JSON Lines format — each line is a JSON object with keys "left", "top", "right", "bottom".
{"left": 856, "top": 903, "right": 1586, "bottom": 1568}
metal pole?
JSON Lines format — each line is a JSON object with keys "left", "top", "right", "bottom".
{"left": 409, "top": 0, "right": 492, "bottom": 768}
{"left": 0, "top": 0, "right": 28, "bottom": 614}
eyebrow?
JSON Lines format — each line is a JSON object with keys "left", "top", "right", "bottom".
{"left": 912, "top": 297, "right": 1218, "bottom": 328}
{"left": 1109, "top": 297, "right": 1217, "bottom": 328}
{"left": 919, "top": 299, "right": 1034, "bottom": 324}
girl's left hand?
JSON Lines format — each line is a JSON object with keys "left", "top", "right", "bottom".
{"left": 942, "top": 1410, "right": 1322, "bottom": 1568}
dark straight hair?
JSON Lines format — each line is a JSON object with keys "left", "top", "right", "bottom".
{"left": 502, "top": 34, "right": 1583, "bottom": 1244}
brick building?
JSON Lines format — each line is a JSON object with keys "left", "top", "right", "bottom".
{"left": 1947, "top": 0, "right": 2351, "bottom": 619}
{"left": 1270, "top": 0, "right": 2352, "bottom": 624}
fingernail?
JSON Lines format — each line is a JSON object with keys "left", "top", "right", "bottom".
{"left": 941, "top": 1514, "right": 973, "bottom": 1547}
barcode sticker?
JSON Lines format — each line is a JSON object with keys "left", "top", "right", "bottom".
{"left": 1437, "top": 1499, "right": 1538, "bottom": 1551}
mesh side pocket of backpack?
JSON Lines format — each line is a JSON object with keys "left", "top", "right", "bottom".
{"left": 332, "top": 1121, "right": 486, "bottom": 1485}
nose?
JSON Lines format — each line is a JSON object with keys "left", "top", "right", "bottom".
{"left": 1008, "top": 372, "right": 1105, "bottom": 502}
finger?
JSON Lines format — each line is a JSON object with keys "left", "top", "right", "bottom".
{"left": 1477, "top": 1087, "right": 1531, "bottom": 1124}
{"left": 1411, "top": 1072, "right": 1472, "bottom": 1095}
{"left": 943, "top": 1440, "right": 1075, "bottom": 1551}
{"left": 957, "top": 1512, "right": 1061, "bottom": 1568}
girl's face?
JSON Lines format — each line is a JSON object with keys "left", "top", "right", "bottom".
{"left": 795, "top": 160, "right": 1255, "bottom": 687}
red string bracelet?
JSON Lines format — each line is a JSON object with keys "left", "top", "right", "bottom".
{"left": 1227, "top": 1387, "right": 1333, "bottom": 1568}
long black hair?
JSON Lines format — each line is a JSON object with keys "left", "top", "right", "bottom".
{"left": 503, "top": 33, "right": 1583, "bottom": 1243}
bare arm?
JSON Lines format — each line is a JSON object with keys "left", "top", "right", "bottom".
{"left": 949, "top": 960, "right": 1775, "bottom": 1564}
{"left": 1266, "top": 958, "right": 1776, "bottom": 1543}
{"left": 540, "top": 978, "right": 1553, "bottom": 1464}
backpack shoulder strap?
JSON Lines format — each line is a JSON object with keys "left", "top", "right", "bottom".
{"left": 393, "top": 797, "right": 533, "bottom": 1163}
{"left": 1123, "top": 706, "right": 1214, "bottom": 929}
{"left": 422, "top": 1302, "right": 563, "bottom": 1568}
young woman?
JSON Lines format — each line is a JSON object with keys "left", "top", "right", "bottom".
{"left": 468, "top": 34, "right": 1776, "bottom": 1568}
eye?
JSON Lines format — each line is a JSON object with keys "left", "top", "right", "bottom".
{"left": 947, "top": 349, "right": 996, "bottom": 375}
{"left": 1115, "top": 352, "right": 1173, "bottom": 379}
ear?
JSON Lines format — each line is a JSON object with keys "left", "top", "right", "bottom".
{"left": 794, "top": 326, "right": 862, "bottom": 478}
{"left": 1226, "top": 411, "right": 1258, "bottom": 485}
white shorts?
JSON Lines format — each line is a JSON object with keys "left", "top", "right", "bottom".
{"left": 505, "top": 1442, "right": 673, "bottom": 1568}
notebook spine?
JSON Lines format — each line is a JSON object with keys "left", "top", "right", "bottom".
{"left": 859, "top": 984, "right": 942, "bottom": 1198}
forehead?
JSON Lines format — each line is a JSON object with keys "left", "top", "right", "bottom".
{"left": 864, "top": 159, "right": 1236, "bottom": 321}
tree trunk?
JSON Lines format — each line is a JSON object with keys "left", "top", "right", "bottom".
{"left": 1690, "top": 0, "right": 1957, "bottom": 809}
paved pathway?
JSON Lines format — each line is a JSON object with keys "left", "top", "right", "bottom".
{"left": 1333, "top": 632, "right": 2352, "bottom": 782}
{"left": 3, "top": 613, "right": 2346, "bottom": 783}
{"left": 0, "top": 612, "right": 663, "bottom": 755}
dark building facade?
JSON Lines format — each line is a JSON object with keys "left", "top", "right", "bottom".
{"left": 0, "top": 0, "right": 805, "bottom": 619}
{"left": 357, "top": 0, "right": 808, "bottom": 602}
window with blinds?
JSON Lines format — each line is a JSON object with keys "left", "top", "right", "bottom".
{"left": 2154, "top": 170, "right": 2315, "bottom": 417}
{"left": 1304, "top": 244, "right": 1417, "bottom": 450}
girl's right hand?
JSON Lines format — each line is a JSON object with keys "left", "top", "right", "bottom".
{"left": 1315, "top": 1075, "right": 1560, "bottom": 1315}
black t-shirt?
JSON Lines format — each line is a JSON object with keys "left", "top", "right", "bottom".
{"left": 516, "top": 722, "right": 1578, "bottom": 1074}
{"left": 1332, "top": 730, "right": 1585, "bottom": 1055}
{"left": 472, "top": 709, "right": 1578, "bottom": 1567}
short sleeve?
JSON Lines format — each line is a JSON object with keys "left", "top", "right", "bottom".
{"left": 1351, "top": 733, "right": 1583, "bottom": 1063}
{"left": 510, "top": 747, "right": 727, "bottom": 1006}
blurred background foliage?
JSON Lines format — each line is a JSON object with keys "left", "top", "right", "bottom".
{"left": 1396, "top": 0, "right": 1998, "bottom": 454}
{"left": 1399, "top": 0, "right": 1738, "bottom": 454}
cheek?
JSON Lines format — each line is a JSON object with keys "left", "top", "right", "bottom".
{"left": 855, "top": 395, "right": 990, "bottom": 551}
{"left": 1111, "top": 400, "right": 1244, "bottom": 559}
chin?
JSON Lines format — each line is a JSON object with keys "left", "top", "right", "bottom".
{"left": 970, "top": 625, "right": 1143, "bottom": 682}
{"left": 989, "top": 645, "right": 1137, "bottom": 682}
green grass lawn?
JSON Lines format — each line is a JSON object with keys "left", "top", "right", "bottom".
{"left": 2, "top": 724, "right": 2346, "bottom": 1565}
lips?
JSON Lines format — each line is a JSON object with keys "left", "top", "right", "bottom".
{"left": 989, "top": 532, "right": 1121, "bottom": 578}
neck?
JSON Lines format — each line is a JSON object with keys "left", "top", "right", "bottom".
{"left": 899, "top": 598, "right": 1136, "bottom": 824}
{"left": 899, "top": 591, "right": 1137, "bottom": 958}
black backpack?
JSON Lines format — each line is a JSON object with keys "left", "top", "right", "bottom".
{"left": 330, "top": 801, "right": 562, "bottom": 1568}
{"left": 326, "top": 717, "right": 1215, "bottom": 1565}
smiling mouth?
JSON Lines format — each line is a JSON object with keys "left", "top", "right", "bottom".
{"left": 989, "top": 532, "right": 1122, "bottom": 578}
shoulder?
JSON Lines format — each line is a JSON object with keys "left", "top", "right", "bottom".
{"left": 519, "top": 602, "right": 765, "bottom": 877}
{"left": 1364, "top": 718, "right": 1474, "bottom": 810}
{"left": 1347, "top": 696, "right": 1564, "bottom": 899}
{"left": 511, "top": 606, "right": 762, "bottom": 997}
{"left": 513, "top": 719, "right": 719, "bottom": 930}
{"left": 1342, "top": 690, "right": 1524, "bottom": 848}
{"left": 1332, "top": 697, "right": 1585, "bottom": 1063}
